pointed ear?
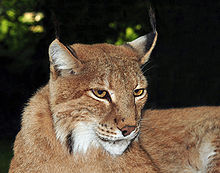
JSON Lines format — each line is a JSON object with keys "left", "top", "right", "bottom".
{"left": 128, "top": 7, "right": 158, "bottom": 65}
{"left": 128, "top": 31, "right": 158, "bottom": 65}
{"left": 48, "top": 39, "right": 83, "bottom": 79}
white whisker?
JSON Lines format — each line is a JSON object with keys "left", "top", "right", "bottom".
{"left": 142, "top": 65, "right": 156, "bottom": 75}
{"left": 141, "top": 60, "right": 151, "bottom": 70}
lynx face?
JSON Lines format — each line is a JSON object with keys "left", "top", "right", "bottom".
{"left": 49, "top": 32, "right": 157, "bottom": 156}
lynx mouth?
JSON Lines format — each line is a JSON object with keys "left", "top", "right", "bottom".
{"left": 97, "top": 136, "right": 125, "bottom": 144}
{"left": 96, "top": 129, "right": 139, "bottom": 144}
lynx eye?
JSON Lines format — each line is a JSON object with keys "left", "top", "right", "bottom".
{"left": 133, "top": 89, "right": 145, "bottom": 97}
{"left": 92, "top": 89, "right": 108, "bottom": 98}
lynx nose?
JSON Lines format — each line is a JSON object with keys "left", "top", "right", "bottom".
{"left": 120, "top": 126, "right": 136, "bottom": 137}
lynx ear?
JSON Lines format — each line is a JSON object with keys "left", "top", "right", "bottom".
{"left": 128, "top": 31, "right": 157, "bottom": 65}
{"left": 128, "top": 7, "right": 158, "bottom": 65}
{"left": 49, "top": 39, "right": 83, "bottom": 79}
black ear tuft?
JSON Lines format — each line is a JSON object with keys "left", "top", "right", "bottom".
{"left": 50, "top": 10, "right": 61, "bottom": 40}
{"left": 149, "top": 6, "right": 157, "bottom": 33}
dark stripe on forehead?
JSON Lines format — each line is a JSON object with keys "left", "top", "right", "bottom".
{"left": 66, "top": 131, "right": 73, "bottom": 154}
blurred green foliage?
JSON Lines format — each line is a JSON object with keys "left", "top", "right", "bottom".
{"left": 0, "top": 139, "right": 13, "bottom": 173}
{"left": 114, "top": 25, "right": 141, "bottom": 45}
{"left": 0, "top": 0, "right": 43, "bottom": 50}
{"left": 0, "top": 0, "right": 46, "bottom": 77}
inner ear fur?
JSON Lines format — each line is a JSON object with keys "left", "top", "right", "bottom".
{"left": 48, "top": 39, "right": 83, "bottom": 79}
{"left": 128, "top": 31, "right": 157, "bottom": 65}
{"left": 127, "top": 7, "right": 158, "bottom": 65}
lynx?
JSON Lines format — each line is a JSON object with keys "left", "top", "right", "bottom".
{"left": 9, "top": 15, "right": 159, "bottom": 172}
{"left": 9, "top": 15, "right": 220, "bottom": 173}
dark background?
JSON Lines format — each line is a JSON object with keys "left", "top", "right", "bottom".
{"left": 0, "top": 0, "right": 219, "bottom": 170}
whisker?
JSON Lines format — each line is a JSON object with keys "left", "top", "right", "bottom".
{"left": 141, "top": 60, "right": 151, "bottom": 70}
{"left": 142, "top": 65, "right": 156, "bottom": 75}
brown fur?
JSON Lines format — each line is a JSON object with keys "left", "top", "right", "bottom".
{"left": 9, "top": 28, "right": 220, "bottom": 173}
{"left": 9, "top": 31, "right": 159, "bottom": 172}
{"left": 10, "top": 86, "right": 158, "bottom": 173}
{"left": 141, "top": 107, "right": 220, "bottom": 173}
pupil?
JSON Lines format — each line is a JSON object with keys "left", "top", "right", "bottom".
{"left": 98, "top": 90, "right": 103, "bottom": 95}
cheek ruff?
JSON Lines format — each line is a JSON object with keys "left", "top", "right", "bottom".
{"left": 65, "top": 122, "right": 140, "bottom": 156}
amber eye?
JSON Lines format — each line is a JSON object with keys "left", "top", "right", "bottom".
{"left": 92, "top": 89, "right": 108, "bottom": 98}
{"left": 133, "top": 89, "right": 145, "bottom": 97}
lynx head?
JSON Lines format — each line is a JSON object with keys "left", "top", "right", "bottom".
{"left": 48, "top": 29, "right": 157, "bottom": 156}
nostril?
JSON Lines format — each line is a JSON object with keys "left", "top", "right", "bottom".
{"left": 120, "top": 126, "right": 136, "bottom": 137}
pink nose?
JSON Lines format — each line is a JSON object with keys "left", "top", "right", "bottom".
{"left": 120, "top": 126, "right": 136, "bottom": 137}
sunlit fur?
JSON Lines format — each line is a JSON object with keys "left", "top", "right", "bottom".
{"left": 141, "top": 107, "right": 220, "bottom": 173}
{"left": 9, "top": 35, "right": 159, "bottom": 172}
{"left": 50, "top": 53, "right": 147, "bottom": 156}
{"left": 9, "top": 33, "right": 220, "bottom": 173}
